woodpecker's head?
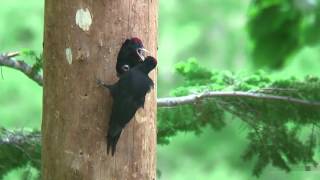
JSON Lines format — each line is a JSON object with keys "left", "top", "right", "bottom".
{"left": 116, "top": 37, "right": 149, "bottom": 75}
{"left": 131, "top": 37, "right": 148, "bottom": 60}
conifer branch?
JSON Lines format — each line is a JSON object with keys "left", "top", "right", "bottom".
{"left": 157, "top": 91, "right": 320, "bottom": 107}
{"left": 0, "top": 52, "right": 43, "bottom": 86}
{"left": 0, "top": 128, "right": 41, "bottom": 178}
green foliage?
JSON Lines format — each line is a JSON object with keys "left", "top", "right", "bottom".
{"left": 248, "top": 0, "right": 320, "bottom": 69}
{"left": 0, "top": 128, "right": 40, "bottom": 179}
{"left": 21, "top": 49, "right": 43, "bottom": 75}
{"left": 158, "top": 102, "right": 225, "bottom": 145}
{"left": 158, "top": 59, "right": 320, "bottom": 176}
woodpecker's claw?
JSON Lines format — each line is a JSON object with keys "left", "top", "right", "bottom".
{"left": 96, "top": 79, "right": 103, "bottom": 86}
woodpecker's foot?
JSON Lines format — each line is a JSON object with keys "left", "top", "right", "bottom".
{"left": 97, "top": 79, "right": 112, "bottom": 90}
{"left": 96, "top": 79, "right": 103, "bottom": 86}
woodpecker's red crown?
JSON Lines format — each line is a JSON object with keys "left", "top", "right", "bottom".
{"left": 131, "top": 37, "right": 143, "bottom": 46}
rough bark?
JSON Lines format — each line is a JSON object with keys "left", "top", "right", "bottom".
{"left": 41, "top": 0, "right": 157, "bottom": 179}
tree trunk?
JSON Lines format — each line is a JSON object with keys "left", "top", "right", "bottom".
{"left": 41, "top": 0, "right": 157, "bottom": 179}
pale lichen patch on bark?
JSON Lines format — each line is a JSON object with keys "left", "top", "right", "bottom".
{"left": 75, "top": 8, "right": 92, "bottom": 31}
{"left": 65, "top": 48, "right": 73, "bottom": 64}
{"left": 65, "top": 150, "right": 90, "bottom": 172}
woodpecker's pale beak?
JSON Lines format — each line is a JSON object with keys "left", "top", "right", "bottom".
{"left": 136, "top": 48, "right": 149, "bottom": 61}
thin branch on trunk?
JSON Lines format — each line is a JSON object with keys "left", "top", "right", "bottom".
{"left": 157, "top": 91, "right": 320, "bottom": 107}
{"left": 0, "top": 52, "right": 43, "bottom": 86}
{"left": 0, "top": 128, "right": 41, "bottom": 164}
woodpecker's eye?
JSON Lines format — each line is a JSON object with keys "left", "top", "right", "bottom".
{"left": 121, "top": 64, "right": 130, "bottom": 72}
{"left": 136, "top": 48, "right": 148, "bottom": 61}
{"left": 137, "top": 49, "right": 143, "bottom": 55}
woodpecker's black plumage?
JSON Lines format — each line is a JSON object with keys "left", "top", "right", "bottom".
{"left": 98, "top": 56, "right": 157, "bottom": 156}
{"left": 116, "top": 37, "right": 146, "bottom": 76}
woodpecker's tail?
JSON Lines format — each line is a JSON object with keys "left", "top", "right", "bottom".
{"left": 107, "top": 131, "right": 122, "bottom": 156}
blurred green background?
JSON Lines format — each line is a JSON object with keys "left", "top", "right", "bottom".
{"left": 1, "top": 0, "right": 320, "bottom": 179}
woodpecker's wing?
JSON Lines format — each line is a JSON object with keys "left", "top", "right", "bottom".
{"left": 106, "top": 90, "right": 142, "bottom": 155}
{"left": 124, "top": 70, "right": 153, "bottom": 95}
{"left": 106, "top": 66, "right": 155, "bottom": 156}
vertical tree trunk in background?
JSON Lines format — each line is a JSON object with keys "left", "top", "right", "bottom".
{"left": 42, "top": 0, "right": 157, "bottom": 179}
